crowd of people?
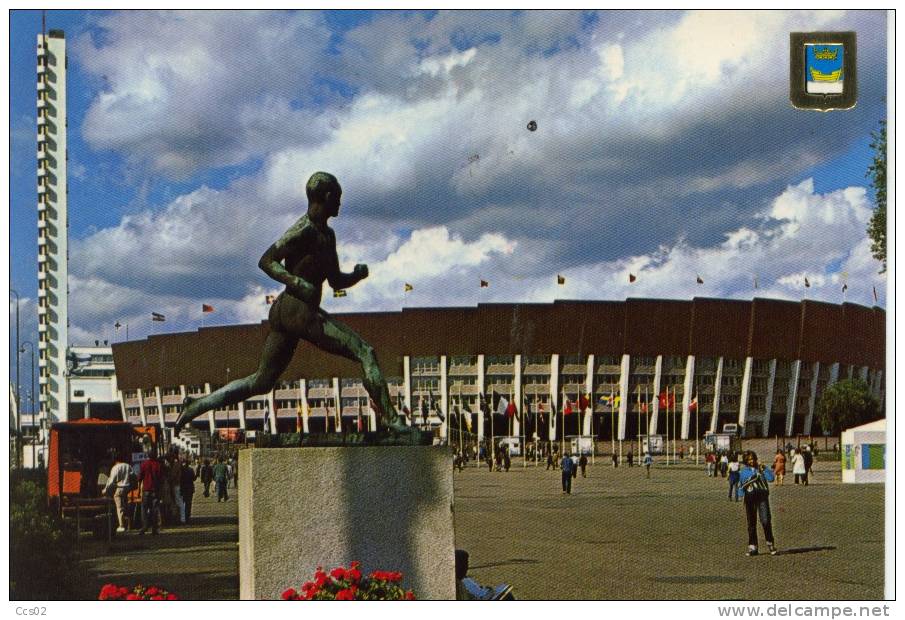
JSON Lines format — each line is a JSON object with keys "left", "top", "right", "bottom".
{"left": 100, "top": 448, "right": 242, "bottom": 536}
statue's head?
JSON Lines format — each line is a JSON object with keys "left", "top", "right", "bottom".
{"left": 306, "top": 171, "right": 342, "bottom": 217}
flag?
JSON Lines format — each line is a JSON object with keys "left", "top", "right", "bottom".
{"left": 333, "top": 289, "right": 347, "bottom": 298}
{"left": 296, "top": 403, "right": 303, "bottom": 433}
{"left": 429, "top": 389, "right": 444, "bottom": 422}
{"left": 754, "top": 276, "right": 759, "bottom": 289}
{"left": 114, "top": 321, "right": 122, "bottom": 331}
{"left": 420, "top": 394, "right": 429, "bottom": 421}
{"left": 265, "top": 294, "right": 276, "bottom": 304}
{"left": 557, "top": 274, "right": 565, "bottom": 285}
{"left": 578, "top": 393, "right": 590, "bottom": 411}
{"left": 689, "top": 397, "right": 698, "bottom": 412}
{"left": 640, "top": 401, "right": 648, "bottom": 414}
{"left": 613, "top": 395, "right": 621, "bottom": 409}
{"left": 563, "top": 398, "right": 573, "bottom": 415}
{"left": 202, "top": 303, "right": 214, "bottom": 313}
{"left": 151, "top": 312, "right": 165, "bottom": 322}
{"left": 658, "top": 390, "right": 675, "bottom": 409}
{"left": 404, "top": 283, "right": 413, "bottom": 292}
{"left": 480, "top": 279, "right": 489, "bottom": 288}
{"left": 842, "top": 283, "right": 848, "bottom": 293}
{"left": 506, "top": 399, "right": 517, "bottom": 418}
{"left": 696, "top": 275, "right": 704, "bottom": 284}
{"left": 629, "top": 273, "right": 637, "bottom": 283}
{"left": 873, "top": 286, "right": 879, "bottom": 303}
{"left": 496, "top": 395, "right": 509, "bottom": 417}
{"left": 804, "top": 277, "right": 810, "bottom": 288}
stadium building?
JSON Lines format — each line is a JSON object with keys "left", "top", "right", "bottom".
{"left": 110, "top": 297, "right": 885, "bottom": 443}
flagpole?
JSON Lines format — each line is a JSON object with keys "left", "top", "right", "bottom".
{"left": 636, "top": 386, "right": 641, "bottom": 462}
{"left": 590, "top": 395, "right": 595, "bottom": 466}
{"left": 560, "top": 388, "right": 565, "bottom": 458}
{"left": 610, "top": 389, "right": 615, "bottom": 459}
{"left": 695, "top": 386, "right": 700, "bottom": 466}
{"left": 672, "top": 384, "right": 677, "bottom": 465}
{"left": 665, "top": 386, "right": 670, "bottom": 467}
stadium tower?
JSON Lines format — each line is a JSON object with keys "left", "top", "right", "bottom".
{"left": 36, "top": 28, "right": 69, "bottom": 426}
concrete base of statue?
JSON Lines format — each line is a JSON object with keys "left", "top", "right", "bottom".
{"left": 238, "top": 446, "right": 456, "bottom": 600}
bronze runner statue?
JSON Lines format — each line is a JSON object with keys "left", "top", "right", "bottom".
{"left": 175, "top": 172, "right": 409, "bottom": 436}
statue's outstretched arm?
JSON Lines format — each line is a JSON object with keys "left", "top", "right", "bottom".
{"left": 258, "top": 222, "right": 317, "bottom": 302}
{"left": 326, "top": 229, "right": 368, "bottom": 290}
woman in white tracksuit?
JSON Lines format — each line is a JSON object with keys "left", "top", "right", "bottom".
{"left": 791, "top": 449, "right": 807, "bottom": 485}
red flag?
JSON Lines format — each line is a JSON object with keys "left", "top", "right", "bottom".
{"left": 629, "top": 273, "right": 637, "bottom": 283}
{"left": 506, "top": 401, "right": 516, "bottom": 418}
{"left": 658, "top": 391, "right": 675, "bottom": 409}
{"left": 202, "top": 303, "right": 214, "bottom": 313}
{"left": 578, "top": 393, "right": 589, "bottom": 410}
{"left": 689, "top": 397, "right": 698, "bottom": 412}
{"left": 563, "top": 399, "right": 574, "bottom": 415}
{"left": 640, "top": 401, "right": 648, "bottom": 414}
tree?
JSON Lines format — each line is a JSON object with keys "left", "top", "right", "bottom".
{"left": 815, "top": 378, "right": 881, "bottom": 436}
{"left": 866, "top": 120, "right": 886, "bottom": 272}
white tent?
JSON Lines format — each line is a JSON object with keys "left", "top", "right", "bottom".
{"left": 841, "top": 419, "right": 885, "bottom": 483}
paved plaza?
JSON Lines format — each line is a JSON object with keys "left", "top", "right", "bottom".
{"left": 78, "top": 446, "right": 884, "bottom": 600}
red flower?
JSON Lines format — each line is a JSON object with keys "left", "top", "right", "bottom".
{"left": 330, "top": 567, "right": 347, "bottom": 581}
{"left": 146, "top": 586, "right": 160, "bottom": 597}
{"left": 125, "top": 594, "right": 140, "bottom": 601}
{"left": 369, "top": 570, "right": 403, "bottom": 582}
{"left": 151, "top": 595, "right": 164, "bottom": 601}
{"left": 166, "top": 594, "right": 178, "bottom": 601}
{"left": 314, "top": 573, "right": 329, "bottom": 587}
{"left": 281, "top": 588, "right": 298, "bottom": 600}
{"left": 404, "top": 590, "right": 416, "bottom": 600}
{"left": 335, "top": 588, "right": 356, "bottom": 601}
{"left": 346, "top": 568, "right": 362, "bottom": 582}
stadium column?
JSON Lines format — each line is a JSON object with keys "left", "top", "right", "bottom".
{"left": 476, "top": 354, "right": 485, "bottom": 444}
{"left": 649, "top": 355, "right": 662, "bottom": 435}
{"left": 761, "top": 359, "right": 777, "bottom": 437}
{"left": 846, "top": 364, "right": 854, "bottom": 380}
{"left": 710, "top": 357, "right": 723, "bottom": 433}
{"left": 827, "top": 362, "right": 840, "bottom": 388}
{"left": 137, "top": 388, "right": 148, "bottom": 427}
{"left": 440, "top": 355, "right": 448, "bottom": 441}
{"left": 154, "top": 386, "right": 165, "bottom": 434}
{"left": 298, "top": 379, "right": 310, "bottom": 433}
{"left": 859, "top": 366, "right": 869, "bottom": 382}
{"left": 268, "top": 387, "right": 278, "bottom": 434}
{"left": 785, "top": 361, "right": 801, "bottom": 437}
{"left": 583, "top": 355, "right": 594, "bottom": 436}
{"left": 737, "top": 357, "right": 754, "bottom": 434}
{"left": 873, "top": 370, "right": 883, "bottom": 401}
{"left": 680, "top": 356, "right": 695, "bottom": 439}
{"left": 204, "top": 383, "right": 216, "bottom": 435}
{"left": 332, "top": 378, "right": 341, "bottom": 433}
{"left": 513, "top": 354, "right": 522, "bottom": 438}
{"left": 237, "top": 401, "right": 247, "bottom": 431}
{"left": 618, "top": 354, "right": 629, "bottom": 440}
{"left": 549, "top": 354, "right": 559, "bottom": 442}
{"left": 403, "top": 355, "right": 413, "bottom": 427}
{"left": 803, "top": 362, "right": 820, "bottom": 435}
{"left": 117, "top": 390, "right": 127, "bottom": 422}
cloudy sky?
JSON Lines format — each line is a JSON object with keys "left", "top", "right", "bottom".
{"left": 9, "top": 10, "right": 888, "bottom": 362}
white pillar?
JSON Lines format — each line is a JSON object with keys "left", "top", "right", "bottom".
{"left": 299, "top": 379, "right": 310, "bottom": 433}
{"left": 513, "top": 354, "right": 523, "bottom": 438}
{"left": 549, "top": 354, "right": 559, "bottom": 441}
{"left": 681, "top": 355, "right": 695, "bottom": 439}
{"left": 583, "top": 355, "right": 594, "bottom": 436}
{"left": 476, "top": 355, "right": 485, "bottom": 443}
{"left": 117, "top": 389, "right": 128, "bottom": 422}
{"left": 267, "top": 388, "right": 278, "bottom": 434}
{"left": 649, "top": 355, "right": 662, "bottom": 435}
{"left": 859, "top": 366, "right": 869, "bottom": 383}
{"left": 137, "top": 388, "right": 147, "bottom": 427}
{"left": 737, "top": 357, "right": 754, "bottom": 434}
{"left": 828, "top": 362, "right": 840, "bottom": 388}
{"left": 204, "top": 383, "right": 215, "bottom": 435}
{"left": 618, "top": 354, "right": 630, "bottom": 440}
{"left": 154, "top": 386, "right": 165, "bottom": 434}
{"left": 786, "top": 361, "right": 801, "bottom": 437}
{"left": 403, "top": 355, "right": 413, "bottom": 427}
{"left": 237, "top": 402, "right": 247, "bottom": 431}
{"left": 874, "top": 370, "right": 883, "bottom": 400}
{"left": 803, "top": 362, "right": 820, "bottom": 435}
{"left": 710, "top": 358, "right": 723, "bottom": 433}
{"left": 846, "top": 364, "right": 854, "bottom": 380}
{"left": 332, "top": 378, "right": 341, "bottom": 433}
{"left": 762, "top": 359, "right": 777, "bottom": 437}
{"left": 439, "top": 355, "right": 448, "bottom": 441}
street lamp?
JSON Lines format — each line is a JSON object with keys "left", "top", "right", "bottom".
{"left": 20, "top": 342, "right": 35, "bottom": 468}
{"left": 10, "top": 289, "right": 20, "bottom": 468}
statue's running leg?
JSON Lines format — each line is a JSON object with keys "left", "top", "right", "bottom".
{"left": 174, "top": 331, "right": 298, "bottom": 435}
{"left": 307, "top": 314, "right": 409, "bottom": 433}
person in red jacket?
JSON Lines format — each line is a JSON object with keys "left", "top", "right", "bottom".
{"left": 139, "top": 449, "right": 164, "bottom": 535}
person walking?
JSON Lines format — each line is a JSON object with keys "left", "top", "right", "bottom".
{"left": 643, "top": 452, "right": 653, "bottom": 478}
{"left": 560, "top": 452, "right": 574, "bottom": 494}
{"left": 626, "top": 451, "right": 634, "bottom": 467}
{"left": 728, "top": 454, "right": 742, "bottom": 502}
{"left": 138, "top": 449, "right": 164, "bottom": 535}
{"left": 705, "top": 451, "right": 716, "bottom": 477}
{"left": 179, "top": 458, "right": 198, "bottom": 523}
{"left": 720, "top": 453, "right": 729, "bottom": 478}
{"left": 200, "top": 459, "right": 214, "bottom": 497}
{"left": 772, "top": 450, "right": 786, "bottom": 486}
{"left": 579, "top": 453, "right": 588, "bottom": 477}
{"left": 213, "top": 457, "right": 229, "bottom": 502}
{"left": 737, "top": 451, "right": 778, "bottom": 556}
{"left": 503, "top": 448, "right": 511, "bottom": 472}
{"left": 611, "top": 453, "right": 619, "bottom": 468}
{"left": 103, "top": 452, "right": 133, "bottom": 533}
{"left": 791, "top": 449, "right": 806, "bottom": 485}
{"left": 546, "top": 452, "right": 555, "bottom": 470}
{"left": 802, "top": 446, "right": 813, "bottom": 486}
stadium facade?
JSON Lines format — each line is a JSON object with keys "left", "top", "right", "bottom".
{"left": 110, "top": 297, "right": 885, "bottom": 442}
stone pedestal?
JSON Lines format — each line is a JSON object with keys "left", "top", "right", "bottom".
{"left": 239, "top": 446, "right": 455, "bottom": 600}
